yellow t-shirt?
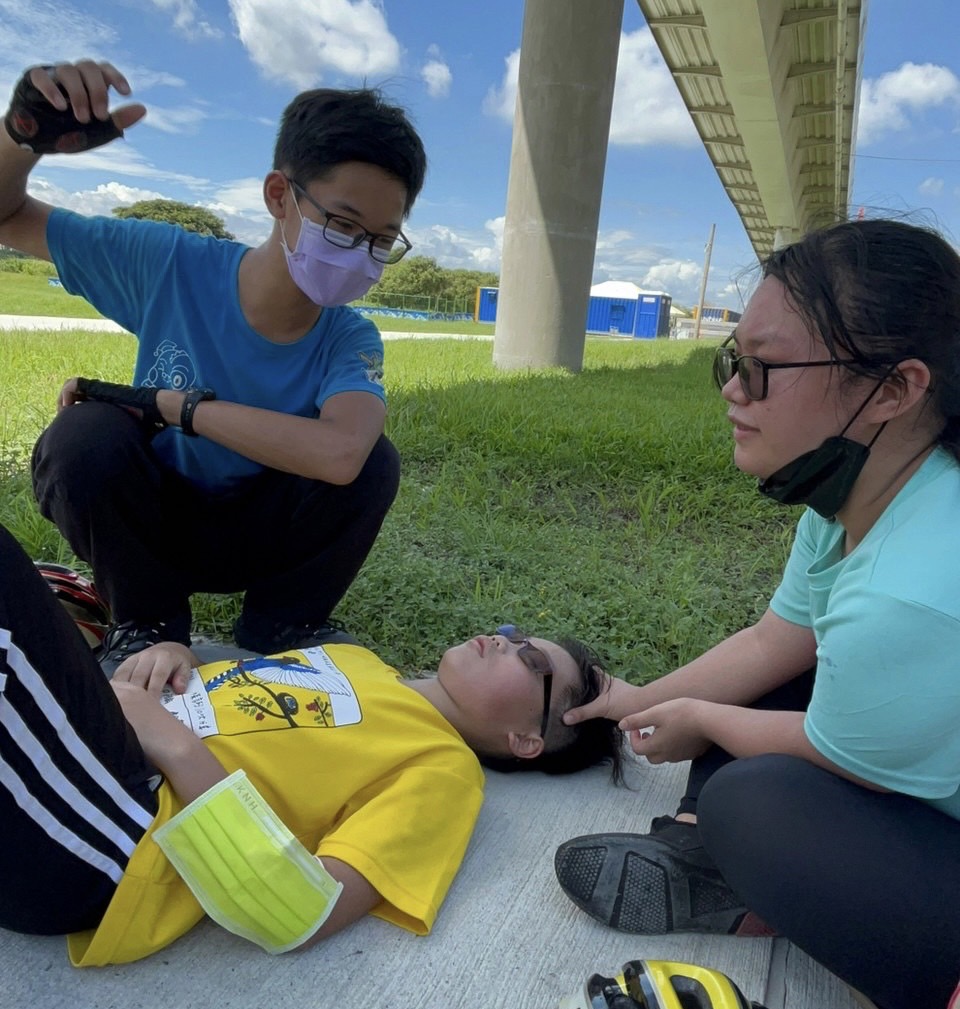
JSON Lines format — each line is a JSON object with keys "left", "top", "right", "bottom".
{"left": 67, "top": 644, "right": 485, "bottom": 966}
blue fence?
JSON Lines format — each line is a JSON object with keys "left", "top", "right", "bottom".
{"left": 356, "top": 306, "right": 474, "bottom": 323}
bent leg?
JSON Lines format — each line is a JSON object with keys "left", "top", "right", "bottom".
{"left": 698, "top": 754, "right": 960, "bottom": 1009}
{"left": 0, "top": 524, "right": 158, "bottom": 934}
{"left": 235, "top": 434, "right": 401, "bottom": 641}
{"left": 677, "top": 669, "right": 814, "bottom": 816}
{"left": 32, "top": 402, "right": 193, "bottom": 637}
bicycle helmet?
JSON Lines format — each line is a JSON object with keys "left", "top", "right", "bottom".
{"left": 35, "top": 561, "right": 111, "bottom": 648}
{"left": 559, "top": 959, "right": 768, "bottom": 1009}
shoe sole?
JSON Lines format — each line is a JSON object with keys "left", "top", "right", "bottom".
{"left": 555, "top": 832, "right": 749, "bottom": 935}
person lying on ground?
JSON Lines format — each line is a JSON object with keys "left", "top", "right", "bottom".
{"left": 0, "top": 523, "right": 623, "bottom": 966}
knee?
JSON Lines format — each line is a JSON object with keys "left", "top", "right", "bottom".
{"left": 698, "top": 754, "right": 810, "bottom": 868}
{"left": 32, "top": 403, "right": 148, "bottom": 501}
{"left": 352, "top": 434, "right": 400, "bottom": 506}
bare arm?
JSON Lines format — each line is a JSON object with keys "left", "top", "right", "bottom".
{"left": 0, "top": 125, "right": 52, "bottom": 259}
{"left": 154, "top": 387, "right": 386, "bottom": 485}
{"left": 111, "top": 680, "right": 228, "bottom": 804}
{"left": 113, "top": 681, "right": 383, "bottom": 946}
{"left": 564, "top": 608, "right": 817, "bottom": 725}
{"left": 619, "top": 700, "right": 890, "bottom": 792}
{"left": 295, "top": 858, "right": 381, "bottom": 948}
{"left": 0, "top": 61, "right": 145, "bottom": 258}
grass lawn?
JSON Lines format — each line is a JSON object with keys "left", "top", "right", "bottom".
{"left": 0, "top": 271, "right": 105, "bottom": 318}
{"left": 0, "top": 272, "right": 496, "bottom": 334}
{"left": 0, "top": 328, "right": 798, "bottom": 681}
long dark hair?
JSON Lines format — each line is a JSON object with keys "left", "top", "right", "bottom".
{"left": 762, "top": 218, "right": 960, "bottom": 461}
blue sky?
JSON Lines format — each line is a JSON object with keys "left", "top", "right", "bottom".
{"left": 3, "top": 0, "right": 960, "bottom": 309}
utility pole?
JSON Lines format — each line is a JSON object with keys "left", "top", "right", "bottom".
{"left": 693, "top": 223, "right": 715, "bottom": 340}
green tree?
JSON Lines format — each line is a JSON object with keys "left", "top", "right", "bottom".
{"left": 112, "top": 199, "right": 234, "bottom": 240}
{"left": 444, "top": 268, "right": 499, "bottom": 312}
{"left": 365, "top": 256, "right": 499, "bottom": 314}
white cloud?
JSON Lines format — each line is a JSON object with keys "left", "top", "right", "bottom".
{"left": 27, "top": 178, "right": 165, "bottom": 217}
{"left": 229, "top": 0, "right": 401, "bottom": 90}
{"left": 642, "top": 259, "right": 701, "bottom": 292}
{"left": 204, "top": 177, "right": 274, "bottom": 246}
{"left": 857, "top": 62, "right": 960, "bottom": 146}
{"left": 25, "top": 175, "right": 272, "bottom": 247}
{"left": 919, "top": 176, "right": 944, "bottom": 197}
{"left": 150, "top": 0, "right": 222, "bottom": 40}
{"left": 140, "top": 104, "right": 209, "bottom": 135}
{"left": 715, "top": 280, "right": 750, "bottom": 309}
{"left": 422, "top": 59, "right": 452, "bottom": 99}
{"left": 407, "top": 216, "right": 504, "bottom": 271}
{"left": 0, "top": 0, "right": 117, "bottom": 96}
{"left": 211, "top": 177, "right": 269, "bottom": 214}
{"left": 485, "top": 215, "right": 505, "bottom": 246}
{"left": 39, "top": 142, "right": 209, "bottom": 188}
{"left": 128, "top": 69, "right": 189, "bottom": 92}
{"left": 483, "top": 49, "right": 519, "bottom": 120}
{"left": 483, "top": 30, "right": 696, "bottom": 147}
{"left": 591, "top": 233, "right": 707, "bottom": 304}
{"left": 405, "top": 215, "right": 744, "bottom": 307}
{"left": 609, "top": 30, "right": 697, "bottom": 146}
{"left": 0, "top": 2, "right": 186, "bottom": 116}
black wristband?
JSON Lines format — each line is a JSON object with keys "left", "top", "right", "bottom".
{"left": 75, "top": 377, "right": 165, "bottom": 430}
{"left": 4, "top": 67, "right": 123, "bottom": 155}
{"left": 179, "top": 388, "right": 216, "bottom": 437}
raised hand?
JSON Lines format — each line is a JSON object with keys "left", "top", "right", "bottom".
{"left": 4, "top": 60, "right": 145, "bottom": 155}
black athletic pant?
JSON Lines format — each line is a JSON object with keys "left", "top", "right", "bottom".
{"left": 675, "top": 670, "right": 960, "bottom": 1009}
{"left": 31, "top": 402, "right": 401, "bottom": 635}
{"left": 0, "top": 524, "right": 157, "bottom": 934}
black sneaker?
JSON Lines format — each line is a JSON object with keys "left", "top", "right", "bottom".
{"left": 96, "top": 613, "right": 192, "bottom": 673}
{"left": 554, "top": 816, "right": 767, "bottom": 936}
{"left": 232, "top": 613, "right": 358, "bottom": 653}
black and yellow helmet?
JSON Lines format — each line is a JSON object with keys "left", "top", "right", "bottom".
{"left": 559, "top": 959, "right": 768, "bottom": 1009}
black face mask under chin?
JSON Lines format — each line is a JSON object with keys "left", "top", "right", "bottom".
{"left": 757, "top": 435, "right": 874, "bottom": 519}
{"left": 757, "top": 376, "right": 891, "bottom": 520}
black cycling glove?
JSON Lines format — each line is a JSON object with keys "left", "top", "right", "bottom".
{"left": 75, "top": 378, "right": 167, "bottom": 431}
{"left": 4, "top": 66, "right": 122, "bottom": 155}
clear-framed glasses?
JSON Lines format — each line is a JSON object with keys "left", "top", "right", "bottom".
{"left": 288, "top": 178, "right": 413, "bottom": 264}
{"left": 712, "top": 333, "right": 839, "bottom": 401}
{"left": 496, "top": 624, "right": 554, "bottom": 739}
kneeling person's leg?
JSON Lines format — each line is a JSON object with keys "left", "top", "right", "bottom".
{"left": 235, "top": 434, "right": 400, "bottom": 651}
{"left": 31, "top": 402, "right": 193, "bottom": 638}
{"left": 698, "top": 754, "right": 960, "bottom": 1009}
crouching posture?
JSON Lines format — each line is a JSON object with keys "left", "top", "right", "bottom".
{"left": 0, "top": 59, "right": 425, "bottom": 661}
{"left": 0, "top": 524, "right": 621, "bottom": 966}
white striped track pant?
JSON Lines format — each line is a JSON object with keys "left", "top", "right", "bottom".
{"left": 0, "top": 524, "right": 158, "bottom": 935}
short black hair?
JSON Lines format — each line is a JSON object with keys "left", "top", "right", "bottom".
{"left": 477, "top": 638, "right": 626, "bottom": 784}
{"left": 273, "top": 87, "right": 426, "bottom": 215}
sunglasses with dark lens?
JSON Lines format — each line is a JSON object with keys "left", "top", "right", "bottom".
{"left": 496, "top": 624, "right": 554, "bottom": 740}
{"left": 712, "top": 334, "right": 839, "bottom": 401}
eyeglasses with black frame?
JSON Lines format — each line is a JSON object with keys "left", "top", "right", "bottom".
{"left": 496, "top": 624, "right": 554, "bottom": 740}
{"left": 712, "top": 332, "right": 840, "bottom": 401}
{"left": 287, "top": 178, "right": 413, "bottom": 265}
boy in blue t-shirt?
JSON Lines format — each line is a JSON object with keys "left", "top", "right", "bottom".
{"left": 0, "top": 59, "right": 426, "bottom": 661}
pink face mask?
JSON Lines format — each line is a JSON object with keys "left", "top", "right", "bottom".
{"left": 280, "top": 195, "right": 384, "bottom": 306}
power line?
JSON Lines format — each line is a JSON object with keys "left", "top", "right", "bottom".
{"left": 855, "top": 153, "right": 960, "bottom": 164}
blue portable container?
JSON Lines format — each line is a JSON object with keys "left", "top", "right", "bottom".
{"left": 475, "top": 287, "right": 499, "bottom": 323}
